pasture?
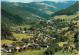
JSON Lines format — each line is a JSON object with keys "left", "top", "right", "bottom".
{"left": 1, "top": 40, "right": 16, "bottom": 44}
{"left": 1, "top": 49, "right": 46, "bottom": 55}
{"left": 13, "top": 33, "right": 33, "bottom": 40}
{"left": 54, "top": 51, "right": 77, "bottom": 55}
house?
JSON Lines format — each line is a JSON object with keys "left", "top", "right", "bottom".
{"left": 22, "top": 31, "right": 26, "bottom": 34}
{"left": 1, "top": 48, "right": 8, "bottom": 53}
{"left": 16, "top": 46, "right": 21, "bottom": 52}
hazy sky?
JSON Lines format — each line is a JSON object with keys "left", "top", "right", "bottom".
{"left": 2, "top": 0, "right": 78, "bottom": 3}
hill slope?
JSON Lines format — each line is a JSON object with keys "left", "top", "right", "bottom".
{"left": 1, "top": 1, "right": 77, "bottom": 26}
{"left": 51, "top": 2, "right": 79, "bottom": 16}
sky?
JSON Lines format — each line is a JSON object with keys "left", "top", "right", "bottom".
{"left": 2, "top": 0, "right": 78, "bottom": 3}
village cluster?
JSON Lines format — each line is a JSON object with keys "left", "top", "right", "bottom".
{"left": 1, "top": 18, "right": 78, "bottom": 55}
{"left": 1, "top": 28, "right": 54, "bottom": 53}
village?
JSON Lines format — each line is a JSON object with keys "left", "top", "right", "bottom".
{"left": 1, "top": 25, "right": 57, "bottom": 55}
{"left": 1, "top": 17, "right": 78, "bottom": 55}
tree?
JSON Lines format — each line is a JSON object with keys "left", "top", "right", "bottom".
{"left": 24, "top": 27, "right": 27, "bottom": 31}
{"left": 1, "top": 23, "right": 13, "bottom": 39}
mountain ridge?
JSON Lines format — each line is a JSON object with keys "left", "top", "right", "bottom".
{"left": 1, "top": 1, "right": 77, "bottom": 26}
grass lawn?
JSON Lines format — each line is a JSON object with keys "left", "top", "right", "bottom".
{"left": 13, "top": 33, "right": 33, "bottom": 40}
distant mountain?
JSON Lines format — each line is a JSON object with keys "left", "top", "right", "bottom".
{"left": 51, "top": 1, "right": 79, "bottom": 16}
{"left": 43, "top": 1, "right": 76, "bottom": 10}
{"left": 19, "top": 1, "right": 76, "bottom": 18}
{"left": 1, "top": 1, "right": 77, "bottom": 26}
{"left": 1, "top": 1, "right": 76, "bottom": 19}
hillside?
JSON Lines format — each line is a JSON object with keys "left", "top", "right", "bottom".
{"left": 1, "top": 2, "right": 46, "bottom": 26}
{"left": 1, "top": 1, "right": 78, "bottom": 39}
{"left": 1, "top": 1, "right": 76, "bottom": 23}
{"left": 51, "top": 2, "right": 79, "bottom": 16}
{"left": 1, "top": 9, "right": 25, "bottom": 26}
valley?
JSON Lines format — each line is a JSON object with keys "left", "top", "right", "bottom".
{"left": 1, "top": 1, "right": 79, "bottom": 55}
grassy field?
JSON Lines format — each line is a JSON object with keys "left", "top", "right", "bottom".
{"left": 16, "top": 49, "right": 45, "bottom": 55}
{"left": 1, "top": 49, "right": 46, "bottom": 55}
{"left": 1, "top": 50, "right": 77, "bottom": 55}
{"left": 54, "top": 51, "right": 77, "bottom": 55}
{"left": 1, "top": 33, "right": 33, "bottom": 44}
{"left": 13, "top": 33, "right": 33, "bottom": 40}
{"left": 1, "top": 40, "right": 16, "bottom": 44}
{"left": 11, "top": 25, "right": 31, "bottom": 30}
